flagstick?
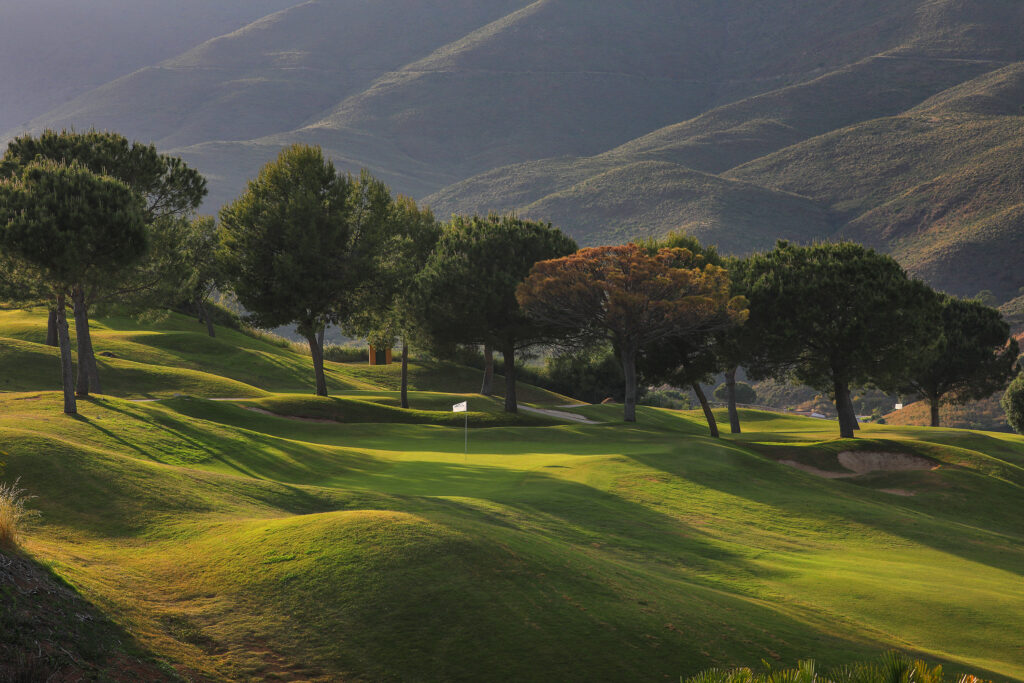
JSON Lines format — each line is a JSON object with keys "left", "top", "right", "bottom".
{"left": 452, "top": 400, "right": 469, "bottom": 460}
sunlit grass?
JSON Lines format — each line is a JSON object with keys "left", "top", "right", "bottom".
{"left": 1, "top": 311, "right": 1023, "bottom": 680}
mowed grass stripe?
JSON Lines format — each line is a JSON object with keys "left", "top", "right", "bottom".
{"left": 1, "top": 311, "right": 1022, "bottom": 680}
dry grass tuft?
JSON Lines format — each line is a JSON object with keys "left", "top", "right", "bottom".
{"left": 0, "top": 478, "right": 40, "bottom": 549}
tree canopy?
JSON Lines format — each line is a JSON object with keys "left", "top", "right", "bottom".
{"left": 635, "top": 233, "right": 749, "bottom": 436}
{"left": 3, "top": 129, "right": 206, "bottom": 222}
{"left": 411, "top": 214, "right": 577, "bottom": 413}
{"left": 901, "top": 295, "right": 1019, "bottom": 426}
{"left": 345, "top": 195, "right": 440, "bottom": 408}
{"left": 1003, "top": 372, "right": 1024, "bottom": 434}
{"left": 0, "top": 160, "right": 147, "bottom": 413}
{"left": 2, "top": 129, "right": 208, "bottom": 393}
{"left": 741, "top": 241, "right": 936, "bottom": 438}
{"left": 518, "top": 243, "right": 747, "bottom": 422}
{"left": 218, "top": 144, "right": 391, "bottom": 396}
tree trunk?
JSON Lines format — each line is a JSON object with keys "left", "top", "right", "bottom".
{"left": 844, "top": 387, "right": 860, "bottom": 431}
{"left": 196, "top": 298, "right": 215, "bottom": 338}
{"left": 72, "top": 285, "right": 101, "bottom": 396}
{"left": 305, "top": 331, "right": 328, "bottom": 397}
{"left": 693, "top": 382, "right": 719, "bottom": 438}
{"left": 725, "top": 366, "right": 741, "bottom": 434}
{"left": 400, "top": 338, "right": 410, "bottom": 409}
{"left": 929, "top": 397, "right": 941, "bottom": 427}
{"left": 502, "top": 342, "right": 518, "bottom": 414}
{"left": 317, "top": 326, "right": 326, "bottom": 350}
{"left": 620, "top": 344, "right": 638, "bottom": 423}
{"left": 480, "top": 343, "right": 494, "bottom": 396}
{"left": 55, "top": 293, "right": 76, "bottom": 415}
{"left": 834, "top": 379, "right": 856, "bottom": 439}
{"left": 46, "top": 309, "right": 58, "bottom": 346}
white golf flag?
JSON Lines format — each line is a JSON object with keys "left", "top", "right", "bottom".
{"left": 453, "top": 401, "right": 468, "bottom": 413}
{"left": 895, "top": 403, "right": 904, "bottom": 410}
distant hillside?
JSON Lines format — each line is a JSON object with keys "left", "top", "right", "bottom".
{"left": 433, "top": 59, "right": 1024, "bottom": 297}
{"left": 730, "top": 63, "right": 1024, "bottom": 297}
{"left": 0, "top": 0, "right": 299, "bottom": 132}
{"left": 427, "top": 53, "right": 997, "bottom": 217}
{"left": 10, "top": 0, "right": 987, "bottom": 202}
{"left": 515, "top": 162, "right": 837, "bottom": 252}
{"left": 7, "top": 0, "right": 1024, "bottom": 296}
{"left": 1001, "top": 295, "right": 1024, "bottom": 336}
{"left": 883, "top": 397, "right": 1011, "bottom": 432}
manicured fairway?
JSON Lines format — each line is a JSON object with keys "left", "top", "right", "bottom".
{"left": 1, "top": 311, "right": 1022, "bottom": 681}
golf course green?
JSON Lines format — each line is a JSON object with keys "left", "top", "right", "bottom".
{"left": 1, "top": 309, "right": 1022, "bottom": 681}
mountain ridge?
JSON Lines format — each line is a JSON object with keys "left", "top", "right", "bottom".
{"left": 6, "top": 0, "right": 1024, "bottom": 297}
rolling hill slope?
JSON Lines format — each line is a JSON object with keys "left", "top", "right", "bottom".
{"left": 15, "top": 0, "right": 532, "bottom": 153}
{"left": 1, "top": 310, "right": 1023, "bottom": 680}
{"left": 432, "top": 57, "right": 1024, "bottom": 297}
{"left": 425, "top": 52, "right": 1001, "bottom": 218}
{"left": 0, "top": 0, "right": 301, "bottom": 133}
{"left": 7, "top": 0, "right": 1024, "bottom": 297}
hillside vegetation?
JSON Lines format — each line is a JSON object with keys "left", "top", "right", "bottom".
{"left": 8, "top": 0, "right": 1024, "bottom": 296}
{"left": 1, "top": 310, "right": 1023, "bottom": 680}
{"left": 6, "top": 1, "right": 1022, "bottom": 300}
{"left": 0, "top": 0, "right": 299, "bottom": 133}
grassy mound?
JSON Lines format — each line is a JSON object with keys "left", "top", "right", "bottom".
{"left": 0, "top": 308, "right": 571, "bottom": 405}
{"left": 0, "top": 548, "right": 173, "bottom": 680}
{"left": 1, "top": 313, "right": 1023, "bottom": 680}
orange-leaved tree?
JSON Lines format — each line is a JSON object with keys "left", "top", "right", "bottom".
{"left": 517, "top": 243, "right": 747, "bottom": 422}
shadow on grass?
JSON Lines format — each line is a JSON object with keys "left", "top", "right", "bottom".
{"left": 0, "top": 548, "right": 174, "bottom": 680}
{"left": 628, "top": 435, "right": 1024, "bottom": 578}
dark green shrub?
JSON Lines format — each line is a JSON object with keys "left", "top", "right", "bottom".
{"left": 641, "top": 388, "right": 691, "bottom": 409}
{"left": 443, "top": 345, "right": 626, "bottom": 404}
{"left": 713, "top": 381, "right": 757, "bottom": 405}
{"left": 543, "top": 347, "right": 626, "bottom": 404}
{"left": 1003, "top": 372, "right": 1024, "bottom": 434}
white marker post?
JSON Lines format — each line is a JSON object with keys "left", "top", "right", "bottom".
{"left": 453, "top": 401, "right": 468, "bottom": 455}
{"left": 895, "top": 403, "right": 904, "bottom": 411}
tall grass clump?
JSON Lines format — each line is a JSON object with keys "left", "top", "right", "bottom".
{"left": 323, "top": 344, "right": 369, "bottom": 363}
{"left": 685, "top": 651, "right": 986, "bottom": 683}
{"left": 0, "top": 478, "right": 40, "bottom": 549}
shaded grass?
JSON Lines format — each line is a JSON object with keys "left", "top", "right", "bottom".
{"left": 2, "top": 310, "right": 1024, "bottom": 681}
{"left": 1, "top": 391, "right": 1023, "bottom": 680}
{"left": 0, "top": 308, "right": 568, "bottom": 405}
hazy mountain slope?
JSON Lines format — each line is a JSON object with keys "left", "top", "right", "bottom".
{"left": 299, "top": 0, "right": 923, "bottom": 176}
{"left": 10, "top": 0, "right": 1024, "bottom": 298}
{"left": 0, "top": 0, "right": 300, "bottom": 133}
{"left": 727, "top": 63, "right": 1024, "bottom": 296}
{"left": 13, "top": 0, "right": 533, "bottom": 151}
{"left": 516, "top": 162, "right": 836, "bottom": 252}
{"left": 426, "top": 3, "right": 1024, "bottom": 294}
{"left": 425, "top": 52, "right": 996, "bottom": 221}
{"left": 203, "top": 0, "right": 940, "bottom": 201}
{"left": 20, "top": 0, "right": 958, "bottom": 207}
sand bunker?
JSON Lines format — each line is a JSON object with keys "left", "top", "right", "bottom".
{"left": 836, "top": 451, "right": 937, "bottom": 474}
{"left": 781, "top": 451, "right": 937, "bottom": 480}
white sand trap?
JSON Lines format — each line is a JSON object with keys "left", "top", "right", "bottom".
{"left": 836, "top": 451, "right": 937, "bottom": 474}
{"left": 520, "top": 406, "right": 601, "bottom": 424}
{"left": 781, "top": 451, "right": 937, "bottom": 481}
